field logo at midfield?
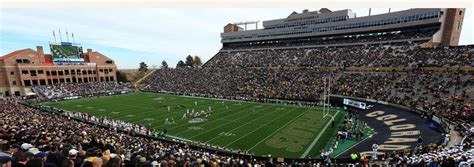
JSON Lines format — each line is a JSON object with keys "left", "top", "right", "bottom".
{"left": 265, "top": 112, "right": 321, "bottom": 152}
{"left": 111, "top": 112, "right": 120, "bottom": 114}
{"left": 188, "top": 118, "right": 207, "bottom": 124}
{"left": 188, "top": 126, "right": 203, "bottom": 130}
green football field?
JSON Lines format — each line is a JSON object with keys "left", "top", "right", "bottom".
{"left": 42, "top": 92, "right": 344, "bottom": 158}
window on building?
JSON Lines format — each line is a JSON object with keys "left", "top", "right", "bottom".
{"left": 459, "top": 10, "right": 463, "bottom": 15}
{"left": 30, "top": 70, "right": 37, "bottom": 76}
{"left": 51, "top": 71, "right": 57, "bottom": 76}
{"left": 21, "top": 70, "right": 28, "bottom": 75}
{"left": 16, "top": 59, "right": 31, "bottom": 64}
{"left": 65, "top": 70, "right": 69, "bottom": 75}
{"left": 12, "top": 81, "right": 17, "bottom": 85}
{"left": 58, "top": 71, "right": 64, "bottom": 76}
{"left": 10, "top": 71, "right": 14, "bottom": 75}
{"left": 38, "top": 70, "right": 44, "bottom": 74}
{"left": 46, "top": 71, "right": 51, "bottom": 76}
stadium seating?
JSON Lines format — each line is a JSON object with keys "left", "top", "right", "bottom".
{"left": 3, "top": 35, "right": 473, "bottom": 167}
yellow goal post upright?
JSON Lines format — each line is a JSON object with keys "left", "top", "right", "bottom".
{"left": 322, "top": 76, "right": 335, "bottom": 121}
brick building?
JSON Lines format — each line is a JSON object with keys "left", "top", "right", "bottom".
{"left": 0, "top": 46, "right": 117, "bottom": 96}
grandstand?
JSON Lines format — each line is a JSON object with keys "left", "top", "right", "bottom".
{"left": 0, "top": 8, "right": 472, "bottom": 167}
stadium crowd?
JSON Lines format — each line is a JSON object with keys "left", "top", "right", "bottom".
{"left": 144, "top": 68, "right": 473, "bottom": 124}
{"left": 1, "top": 95, "right": 472, "bottom": 167}
{"left": 3, "top": 29, "right": 472, "bottom": 166}
{"left": 207, "top": 45, "right": 473, "bottom": 68}
{"left": 33, "top": 82, "right": 134, "bottom": 100}
{"left": 0, "top": 99, "right": 280, "bottom": 167}
{"left": 2, "top": 94, "right": 473, "bottom": 167}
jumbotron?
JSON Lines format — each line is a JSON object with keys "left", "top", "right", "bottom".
{"left": 0, "top": 8, "right": 472, "bottom": 166}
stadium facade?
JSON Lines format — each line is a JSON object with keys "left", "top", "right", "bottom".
{"left": 0, "top": 46, "right": 117, "bottom": 96}
{"left": 221, "top": 8, "right": 465, "bottom": 48}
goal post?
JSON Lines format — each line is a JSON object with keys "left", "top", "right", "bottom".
{"left": 323, "top": 76, "right": 335, "bottom": 120}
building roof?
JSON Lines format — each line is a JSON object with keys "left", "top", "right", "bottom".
{"left": 91, "top": 51, "right": 113, "bottom": 61}
{"left": 0, "top": 48, "right": 36, "bottom": 61}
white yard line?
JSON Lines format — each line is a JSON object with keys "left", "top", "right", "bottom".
{"left": 334, "top": 134, "right": 373, "bottom": 158}
{"left": 223, "top": 108, "right": 298, "bottom": 147}
{"left": 165, "top": 134, "right": 194, "bottom": 143}
{"left": 167, "top": 104, "right": 250, "bottom": 132}
{"left": 300, "top": 110, "right": 340, "bottom": 158}
{"left": 247, "top": 110, "right": 309, "bottom": 151}
{"left": 188, "top": 106, "right": 275, "bottom": 139}
{"left": 202, "top": 107, "right": 278, "bottom": 143}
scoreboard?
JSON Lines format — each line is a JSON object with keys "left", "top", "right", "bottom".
{"left": 49, "top": 42, "right": 84, "bottom": 62}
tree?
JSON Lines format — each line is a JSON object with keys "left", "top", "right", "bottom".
{"left": 192, "top": 55, "right": 202, "bottom": 67}
{"left": 161, "top": 60, "right": 169, "bottom": 69}
{"left": 185, "top": 55, "right": 194, "bottom": 67}
{"left": 176, "top": 60, "right": 185, "bottom": 68}
{"left": 115, "top": 70, "right": 129, "bottom": 82}
{"left": 138, "top": 62, "right": 148, "bottom": 72}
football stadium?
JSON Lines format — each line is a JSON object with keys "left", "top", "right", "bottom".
{"left": 0, "top": 7, "right": 473, "bottom": 166}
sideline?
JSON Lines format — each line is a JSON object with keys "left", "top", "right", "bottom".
{"left": 300, "top": 110, "right": 340, "bottom": 158}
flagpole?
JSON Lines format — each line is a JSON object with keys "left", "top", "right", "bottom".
{"left": 52, "top": 30, "right": 57, "bottom": 42}
{"left": 66, "top": 29, "right": 70, "bottom": 42}
{"left": 72, "top": 33, "right": 75, "bottom": 43}
{"left": 59, "top": 28, "right": 62, "bottom": 42}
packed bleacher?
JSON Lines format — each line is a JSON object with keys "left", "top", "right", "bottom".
{"left": 33, "top": 82, "right": 134, "bottom": 100}
{"left": 2, "top": 31, "right": 473, "bottom": 166}
{"left": 144, "top": 69, "right": 473, "bottom": 123}
{"left": 1, "top": 96, "right": 472, "bottom": 167}
{"left": 207, "top": 45, "right": 473, "bottom": 68}
{"left": 0, "top": 99, "right": 280, "bottom": 167}
{"left": 137, "top": 42, "right": 474, "bottom": 166}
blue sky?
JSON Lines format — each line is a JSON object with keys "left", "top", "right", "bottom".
{"left": 1, "top": 8, "right": 472, "bottom": 69}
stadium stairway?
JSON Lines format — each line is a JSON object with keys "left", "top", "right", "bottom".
{"left": 448, "top": 124, "right": 464, "bottom": 147}
{"left": 134, "top": 68, "right": 159, "bottom": 88}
